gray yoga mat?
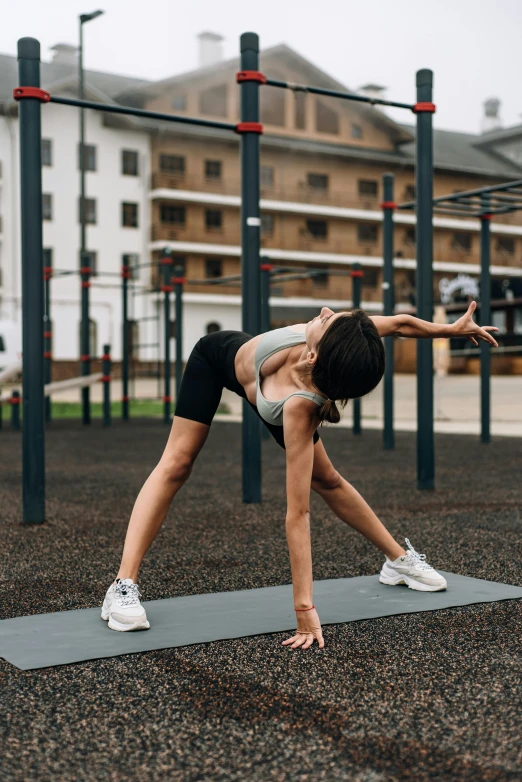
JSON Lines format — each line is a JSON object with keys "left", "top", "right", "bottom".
{"left": 2, "top": 572, "right": 522, "bottom": 670}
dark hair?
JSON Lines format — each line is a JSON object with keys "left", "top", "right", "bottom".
{"left": 311, "top": 310, "right": 385, "bottom": 424}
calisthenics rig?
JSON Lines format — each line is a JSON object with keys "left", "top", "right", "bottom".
{"left": 15, "top": 32, "right": 434, "bottom": 524}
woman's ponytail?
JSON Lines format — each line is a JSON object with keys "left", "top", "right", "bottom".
{"left": 317, "top": 398, "right": 341, "bottom": 425}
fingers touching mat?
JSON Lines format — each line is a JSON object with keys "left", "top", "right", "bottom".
{"left": 2, "top": 572, "right": 522, "bottom": 670}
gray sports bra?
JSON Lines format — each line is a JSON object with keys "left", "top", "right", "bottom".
{"left": 255, "top": 327, "right": 326, "bottom": 426}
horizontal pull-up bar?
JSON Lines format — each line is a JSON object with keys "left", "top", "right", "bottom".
{"left": 263, "top": 77, "right": 417, "bottom": 112}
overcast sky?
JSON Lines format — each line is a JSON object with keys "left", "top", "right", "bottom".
{"left": 2, "top": 0, "right": 521, "bottom": 134}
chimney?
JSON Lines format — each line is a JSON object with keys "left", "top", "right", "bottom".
{"left": 197, "top": 32, "right": 224, "bottom": 68}
{"left": 49, "top": 43, "right": 78, "bottom": 66}
{"left": 358, "top": 83, "right": 388, "bottom": 110}
{"left": 482, "top": 98, "right": 502, "bottom": 134}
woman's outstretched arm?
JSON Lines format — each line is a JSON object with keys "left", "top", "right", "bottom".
{"left": 371, "top": 301, "right": 498, "bottom": 346}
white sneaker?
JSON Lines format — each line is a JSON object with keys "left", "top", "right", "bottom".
{"left": 379, "top": 538, "right": 447, "bottom": 592}
{"left": 101, "top": 578, "right": 150, "bottom": 632}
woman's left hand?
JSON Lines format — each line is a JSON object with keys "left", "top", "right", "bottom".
{"left": 451, "top": 301, "right": 499, "bottom": 347}
{"left": 282, "top": 607, "right": 324, "bottom": 650}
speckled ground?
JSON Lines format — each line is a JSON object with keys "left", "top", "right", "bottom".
{"left": 1, "top": 420, "right": 521, "bottom": 782}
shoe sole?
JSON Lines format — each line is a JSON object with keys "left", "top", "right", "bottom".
{"left": 101, "top": 608, "right": 150, "bottom": 632}
{"left": 379, "top": 573, "right": 447, "bottom": 592}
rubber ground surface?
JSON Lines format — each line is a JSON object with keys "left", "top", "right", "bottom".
{"left": 1, "top": 420, "right": 521, "bottom": 781}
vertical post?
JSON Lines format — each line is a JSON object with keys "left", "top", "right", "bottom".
{"left": 239, "top": 32, "right": 262, "bottom": 503}
{"left": 17, "top": 38, "right": 45, "bottom": 523}
{"left": 351, "top": 263, "right": 363, "bottom": 435}
{"left": 79, "top": 20, "right": 91, "bottom": 426}
{"left": 415, "top": 71, "right": 435, "bottom": 490}
{"left": 382, "top": 174, "right": 395, "bottom": 450}
{"left": 480, "top": 200, "right": 491, "bottom": 444}
{"left": 260, "top": 258, "right": 272, "bottom": 441}
{"left": 161, "top": 250, "right": 173, "bottom": 424}
{"left": 173, "top": 264, "right": 185, "bottom": 406}
{"left": 102, "top": 343, "right": 111, "bottom": 427}
{"left": 11, "top": 390, "right": 21, "bottom": 431}
{"left": 44, "top": 265, "right": 52, "bottom": 423}
{"left": 121, "top": 262, "right": 130, "bottom": 420}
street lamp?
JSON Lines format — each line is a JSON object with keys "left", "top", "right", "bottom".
{"left": 79, "top": 9, "right": 104, "bottom": 425}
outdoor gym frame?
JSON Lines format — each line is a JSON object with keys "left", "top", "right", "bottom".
{"left": 15, "top": 32, "right": 434, "bottom": 524}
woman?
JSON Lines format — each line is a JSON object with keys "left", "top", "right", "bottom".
{"left": 101, "top": 302, "right": 498, "bottom": 650}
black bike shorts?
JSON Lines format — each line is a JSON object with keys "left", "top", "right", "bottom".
{"left": 174, "top": 330, "right": 320, "bottom": 450}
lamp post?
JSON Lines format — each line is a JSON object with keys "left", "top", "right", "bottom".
{"left": 79, "top": 9, "right": 104, "bottom": 425}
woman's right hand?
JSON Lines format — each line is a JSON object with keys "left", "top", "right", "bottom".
{"left": 282, "top": 607, "right": 324, "bottom": 650}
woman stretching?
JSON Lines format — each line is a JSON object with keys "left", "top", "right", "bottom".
{"left": 102, "top": 302, "right": 498, "bottom": 649}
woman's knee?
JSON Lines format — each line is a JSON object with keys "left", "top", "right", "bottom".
{"left": 158, "top": 451, "right": 195, "bottom": 484}
{"left": 311, "top": 468, "right": 342, "bottom": 493}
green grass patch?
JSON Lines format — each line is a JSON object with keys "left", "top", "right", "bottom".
{"left": 50, "top": 399, "right": 164, "bottom": 419}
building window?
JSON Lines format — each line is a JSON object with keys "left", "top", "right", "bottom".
{"left": 307, "top": 173, "right": 329, "bottom": 191}
{"left": 79, "top": 197, "right": 96, "bottom": 225}
{"left": 199, "top": 84, "right": 228, "bottom": 117}
{"left": 79, "top": 318, "right": 98, "bottom": 357}
{"left": 78, "top": 144, "right": 96, "bottom": 172}
{"left": 451, "top": 233, "right": 472, "bottom": 253}
{"left": 306, "top": 219, "right": 328, "bottom": 239}
{"left": 351, "top": 124, "right": 363, "bottom": 140}
{"left": 315, "top": 100, "right": 339, "bottom": 134}
{"left": 42, "top": 138, "right": 52, "bottom": 166}
{"left": 261, "top": 86, "right": 286, "bottom": 127}
{"left": 159, "top": 154, "right": 185, "bottom": 176}
{"left": 404, "top": 228, "right": 416, "bottom": 246}
{"left": 122, "top": 253, "right": 139, "bottom": 280}
{"left": 514, "top": 308, "right": 522, "bottom": 334}
{"left": 261, "top": 214, "right": 274, "bottom": 236}
{"left": 295, "top": 92, "right": 306, "bottom": 130}
{"left": 121, "top": 150, "right": 139, "bottom": 176}
{"left": 172, "top": 94, "right": 186, "bottom": 111}
{"left": 205, "top": 159, "right": 222, "bottom": 180}
{"left": 80, "top": 250, "right": 98, "bottom": 277}
{"left": 122, "top": 202, "right": 139, "bottom": 228}
{"left": 205, "top": 258, "right": 222, "bottom": 278}
{"left": 312, "top": 271, "right": 329, "bottom": 288}
{"left": 261, "top": 166, "right": 274, "bottom": 188}
{"left": 357, "top": 224, "right": 378, "bottom": 243}
{"left": 42, "top": 193, "right": 52, "bottom": 221}
{"left": 362, "top": 268, "right": 379, "bottom": 287}
{"left": 206, "top": 321, "right": 221, "bottom": 334}
{"left": 358, "top": 180, "right": 378, "bottom": 198}
{"left": 496, "top": 236, "right": 515, "bottom": 255}
{"left": 160, "top": 205, "right": 185, "bottom": 225}
{"left": 404, "top": 184, "right": 416, "bottom": 201}
{"left": 205, "top": 209, "right": 222, "bottom": 230}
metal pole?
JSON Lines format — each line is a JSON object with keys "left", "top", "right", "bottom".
{"left": 161, "top": 251, "right": 173, "bottom": 424}
{"left": 102, "top": 343, "right": 111, "bottom": 427}
{"left": 44, "top": 265, "right": 52, "bottom": 423}
{"left": 382, "top": 174, "right": 395, "bottom": 450}
{"left": 121, "top": 262, "right": 130, "bottom": 420}
{"left": 415, "top": 70, "right": 435, "bottom": 490}
{"left": 260, "top": 258, "right": 272, "bottom": 441}
{"left": 11, "top": 390, "right": 21, "bottom": 431}
{"left": 240, "top": 32, "right": 262, "bottom": 503}
{"left": 79, "top": 18, "right": 91, "bottom": 425}
{"left": 173, "top": 264, "right": 185, "bottom": 405}
{"left": 18, "top": 37, "right": 45, "bottom": 523}
{"left": 480, "top": 199, "right": 491, "bottom": 444}
{"left": 351, "top": 263, "right": 363, "bottom": 435}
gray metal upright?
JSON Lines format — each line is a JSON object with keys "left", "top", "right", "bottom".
{"left": 16, "top": 38, "right": 46, "bottom": 523}
{"left": 415, "top": 71, "right": 435, "bottom": 490}
{"left": 239, "top": 33, "right": 262, "bottom": 503}
{"left": 161, "top": 252, "right": 173, "bottom": 424}
{"left": 479, "top": 200, "right": 491, "bottom": 444}
{"left": 173, "top": 264, "right": 185, "bottom": 403}
{"left": 382, "top": 174, "right": 395, "bottom": 449}
{"left": 121, "top": 262, "right": 130, "bottom": 420}
{"left": 260, "top": 259, "right": 272, "bottom": 442}
{"left": 102, "top": 344, "right": 111, "bottom": 427}
{"left": 351, "top": 263, "right": 363, "bottom": 435}
{"left": 79, "top": 20, "right": 91, "bottom": 425}
{"left": 44, "top": 266, "right": 52, "bottom": 423}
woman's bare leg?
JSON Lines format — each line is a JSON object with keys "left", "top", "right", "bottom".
{"left": 116, "top": 417, "right": 210, "bottom": 582}
{"left": 310, "top": 440, "right": 406, "bottom": 561}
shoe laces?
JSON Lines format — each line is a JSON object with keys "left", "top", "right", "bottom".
{"left": 403, "top": 538, "right": 434, "bottom": 571}
{"left": 115, "top": 581, "right": 142, "bottom": 606}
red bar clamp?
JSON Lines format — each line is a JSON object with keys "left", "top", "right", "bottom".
{"left": 13, "top": 87, "right": 50, "bottom": 102}
{"left": 236, "top": 71, "right": 267, "bottom": 84}
{"left": 235, "top": 122, "right": 263, "bottom": 134}
{"left": 412, "top": 102, "right": 436, "bottom": 114}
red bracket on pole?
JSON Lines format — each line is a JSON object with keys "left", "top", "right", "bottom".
{"left": 43, "top": 352, "right": 52, "bottom": 360}
{"left": 81, "top": 281, "right": 91, "bottom": 288}
{"left": 380, "top": 201, "right": 397, "bottom": 210}
{"left": 80, "top": 266, "right": 92, "bottom": 276}
{"left": 160, "top": 257, "right": 173, "bottom": 265}
{"left": 235, "top": 122, "right": 263, "bottom": 134}
{"left": 412, "top": 102, "right": 436, "bottom": 114}
{"left": 350, "top": 270, "right": 364, "bottom": 278}
{"left": 13, "top": 86, "right": 51, "bottom": 102}
{"left": 101, "top": 375, "right": 111, "bottom": 383}
{"left": 480, "top": 213, "right": 493, "bottom": 221}
{"left": 172, "top": 277, "right": 185, "bottom": 285}
{"left": 80, "top": 355, "right": 90, "bottom": 362}
{"left": 236, "top": 71, "right": 267, "bottom": 84}
{"left": 121, "top": 396, "right": 129, "bottom": 403}
{"left": 163, "top": 395, "right": 172, "bottom": 403}
{"left": 121, "top": 266, "right": 131, "bottom": 279}
{"left": 161, "top": 285, "right": 173, "bottom": 293}
{"left": 43, "top": 331, "right": 52, "bottom": 339}
{"left": 43, "top": 266, "right": 53, "bottom": 280}
{"left": 260, "top": 263, "right": 273, "bottom": 272}
{"left": 101, "top": 354, "right": 111, "bottom": 362}
{"left": 10, "top": 395, "right": 21, "bottom": 405}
